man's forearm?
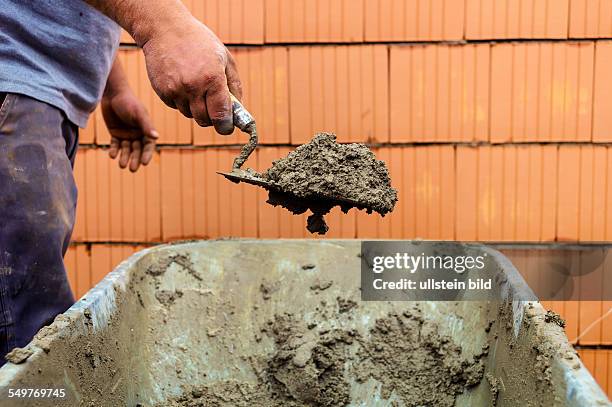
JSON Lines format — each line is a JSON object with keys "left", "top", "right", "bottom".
{"left": 83, "top": 0, "right": 193, "bottom": 46}
{"left": 104, "top": 58, "right": 130, "bottom": 98}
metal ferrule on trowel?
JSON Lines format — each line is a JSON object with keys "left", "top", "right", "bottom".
{"left": 231, "top": 94, "right": 255, "bottom": 134}
{"left": 230, "top": 94, "right": 258, "bottom": 169}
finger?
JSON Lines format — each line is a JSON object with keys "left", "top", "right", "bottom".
{"left": 109, "top": 128, "right": 142, "bottom": 141}
{"left": 157, "top": 93, "right": 177, "bottom": 110}
{"left": 109, "top": 137, "right": 120, "bottom": 159}
{"left": 134, "top": 105, "right": 159, "bottom": 140}
{"left": 141, "top": 137, "right": 156, "bottom": 166}
{"left": 119, "top": 140, "right": 131, "bottom": 169}
{"left": 205, "top": 80, "right": 234, "bottom": 135}
{"left": 175, "top": 97, "right": 193, "bottom": 119}
{"left": 129, "top": 140, "right": 142, "bottom": 172}
{"left": 226, "top": 51, "right": 243, "bottom": 100}
{"left": 190, "top": 96, "right": 212, "bottom": 128}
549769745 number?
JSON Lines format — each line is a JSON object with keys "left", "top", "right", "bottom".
{"left": 6, "top": 388, "right": 66, "bottom": 399}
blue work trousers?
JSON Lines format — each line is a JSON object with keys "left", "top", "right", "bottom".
{"left": 0, "top": 93, "right": 77, "bottom": 363}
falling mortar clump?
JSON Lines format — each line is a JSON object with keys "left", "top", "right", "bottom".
{"left": 262, "top": 133, "right": 398, "bottom": 234}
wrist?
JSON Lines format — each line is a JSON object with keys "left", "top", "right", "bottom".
{"left": 103, "top": 80, "right": 130, "bottom": 99}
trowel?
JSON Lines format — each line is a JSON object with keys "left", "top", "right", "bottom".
{"left": 225, "top": 94, "right": 259, "bottom": 170}
{"left": 218, "top": 98, "right": 394, "bottom": 234}
{"left": 216, "top": 95, "right": 279, "bottom": 189}
{"left": 217, "top": 97, "right": 368, "bottom": 209}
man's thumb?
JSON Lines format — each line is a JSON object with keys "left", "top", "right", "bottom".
{"left": 136, "top": 107, "right": 158, "bottom": 139}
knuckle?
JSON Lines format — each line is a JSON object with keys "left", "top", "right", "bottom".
{"left": 208, "top": 107, "right": 229, "bottom": 122}
{"left": 214, "top": 47, "right": 228, "bottom": 65}
{"left": 201, "top": 71, "right": 224, "bottom": 88}
{"left": 180, "top": 77, "right": 200, "bottom": 96}
{"left": 231, "top": 80, "right": 243, "bottom": 95}
{"left": 190, "top": 101, "right": 208, "bottom": 118}
{"left": 164, "top": 80, "right": 179, "bottom": 96}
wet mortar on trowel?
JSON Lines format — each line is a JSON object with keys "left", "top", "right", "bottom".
{"left": 233, "top": 133, "right": 398, "bottom": 235}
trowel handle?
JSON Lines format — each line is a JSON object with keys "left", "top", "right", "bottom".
{"left": 231, "top": 94, "right": 256, "bottom": 133}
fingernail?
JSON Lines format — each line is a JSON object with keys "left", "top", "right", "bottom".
{"left": 215, "top": 118, "right": 234, "bottom": 136}
{"left": 150, "top": 130, "right": 160, "bottom": 139}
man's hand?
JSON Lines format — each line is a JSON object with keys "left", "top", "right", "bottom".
{"left": 102, "top": 60, "right": 158, "bottom": 172}
{"left": 142, "top": 20, "right": 242, "bottom": 135}
{"left": 83, "top": 0, "right": 243, "bottom": 135}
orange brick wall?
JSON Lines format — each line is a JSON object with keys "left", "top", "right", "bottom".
{"left": 577, "top": 349, "right": 612, "bottom": 396}
{"left": 70, "top": 1, "right": 612, "bottom": 396}
{"left": 76, "top": 46, "right": 612, "bottom": 243}
{"left": 64, "top": 244, "right": 148, "bottom": 299}
{"left": 117, "top": 1, "right": 612, "bottom": 44}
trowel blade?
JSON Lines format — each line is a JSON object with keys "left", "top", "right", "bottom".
{"left": 220, "top": 170, "right": 371, "bottom": 210}
{"left": 217, "top": 170, "right": 275, "bottom": 189}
